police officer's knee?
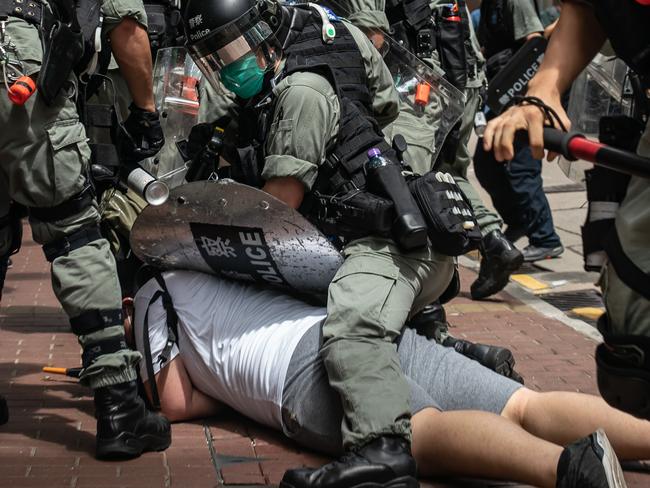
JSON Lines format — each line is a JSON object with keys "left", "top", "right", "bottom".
{"left": 596, "top": 339, "right": 650, "bottom": 420}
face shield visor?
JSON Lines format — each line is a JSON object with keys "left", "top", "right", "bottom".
{"left": 187, "top": 7, "right": 282, "bottom": 99}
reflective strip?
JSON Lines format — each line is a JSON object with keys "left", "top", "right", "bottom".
{"left": 589, "top": 201, "right": 619, "bottom": 222}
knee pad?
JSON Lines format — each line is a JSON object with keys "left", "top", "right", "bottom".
{"left": 596, "top": 338, "right": 650, "bottom": 420}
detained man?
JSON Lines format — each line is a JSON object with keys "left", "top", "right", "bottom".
{"left": 129, "top": 269, "right": 650, "bottom": 488}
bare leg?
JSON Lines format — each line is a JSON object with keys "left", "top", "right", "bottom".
{"left": 503, "top": 388, "right": 650, "bottom": 460}
{"left": 411, "top": 408, "right": 562, "bottom": 488}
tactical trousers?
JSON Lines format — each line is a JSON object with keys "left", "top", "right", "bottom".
{"left": 601, "top": 121, "right": 650, "bottom": 336}
{"left": 0, "top": 22, "right": 140, "bottom": 388}
{"left": 320, "top": 236, "right": 454, "bottom": 448}
{"left": 437, "top": 87, "right": 503, "bottom": 236}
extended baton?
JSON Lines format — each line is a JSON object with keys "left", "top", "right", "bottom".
{"left": 542, "top": 127, "right": 650, "bottom": 180}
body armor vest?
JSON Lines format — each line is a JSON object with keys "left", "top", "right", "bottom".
{"left": 144, "top": 1, "right": 184, "bottom": 56}
{"left": 383, "top": 0, "right": 477, "bottom": 90}
{"left": 230, "top": 6, "right": 395, "bottom": 195}
{"left": 224, "top": 6, "right": 397, "bottom": 239}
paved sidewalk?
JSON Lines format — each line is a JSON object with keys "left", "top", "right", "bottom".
{"left": 1, "top": 227, "right": 649, "bottom": 487}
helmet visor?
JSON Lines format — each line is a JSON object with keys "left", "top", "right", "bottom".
{"left": 187, "top": 7, "right": 279, "bottom": 93}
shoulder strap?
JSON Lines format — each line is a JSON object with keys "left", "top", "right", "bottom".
{"left": 140, "top": 271, "right": 179, "bottom": 410}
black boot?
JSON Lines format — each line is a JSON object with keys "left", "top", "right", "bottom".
{"left": 280, "top": 436, "right": 418, "bottom": 488}
{"left": 94, "top": 380, "right": 171, "bottom": 460}
{"left": 0, "top": 394, "right": 8, "bottom": 425}
{"left": 443, "top": 337, "right": 524, "bottom": 384}
{"left": 407, "top": 302, "right": 448, "bottom": 342}
{"left": 470, "top": 229, "right": 523, "bottom": 300}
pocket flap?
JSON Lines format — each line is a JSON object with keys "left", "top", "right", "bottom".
{"left": 46, "top": 120, "right": 87, "bottom": 151}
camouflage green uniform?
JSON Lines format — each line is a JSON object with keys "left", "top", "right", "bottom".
{"left": 601, "top": 121, "right": 650, "bottom": 335}
{"left": 0, "top": 0, "right": 148, "bottom": 388}
{"left": 259, "top": 21, "right": 454, "bottom": 448}
{"left": 334, "top": 0, "right": 503, "bottom": 235}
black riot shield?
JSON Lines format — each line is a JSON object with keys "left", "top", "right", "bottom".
{"left": 130, "top": 180, "right": 344, "bottom": 296}
{"left": 486, "top": 36, "right": 547, "bottom": 114}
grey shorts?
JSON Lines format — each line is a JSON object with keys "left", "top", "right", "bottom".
{"left": 281, "top": 325, "right": 522, "bottom": 456}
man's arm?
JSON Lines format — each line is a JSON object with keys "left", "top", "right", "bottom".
{"left": 109, "top": 17, "right": 156, "bottom": 112}
{"left": 483, "top": 1, "right": 606, "bottom": 161}
{"left": 261, "top": 73, "right": 340, "bottom": 208}
{"left": 143, "top": 356, "right": 223, "bottom": 422}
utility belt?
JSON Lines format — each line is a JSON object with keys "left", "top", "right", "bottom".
{"left": 0, "top": 0, "right": 107, "bottom": 104}
{"left": 307, "top": 169, "right": 481, "bottom": 256}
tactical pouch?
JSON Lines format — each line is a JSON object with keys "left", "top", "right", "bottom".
{"left": 409, "top": 172, "right": 481, "bottom": 256}
{"left": 309, "top": 190, "right": 394, "bottom": 241}
{"left": 434, "top": 13, "right": 468, "bottom": 91}
{"left": 38, "top": 20, "right": 84, "bottom": 105}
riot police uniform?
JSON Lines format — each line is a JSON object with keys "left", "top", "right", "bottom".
{"left": 327, "top": 0, "right": 524, "bottom": 300}
{"left": 473, "top": 0, "right": 564, "bottom": 262}
{"left": 572, "top": 0, "right": 650, "bottom": 420}
{"left": 183, "top": 1, "right": 460, "bottom": 486}
{"left": 0, "top": 0, "right": 170, "bottom": 458}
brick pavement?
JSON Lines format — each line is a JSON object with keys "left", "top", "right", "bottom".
{"left": 1, "top": 226, "right": 649, "bottom": 487}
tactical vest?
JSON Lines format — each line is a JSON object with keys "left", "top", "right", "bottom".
{"left": 144, "top": 0, "right": 184, "bottom": 56}
{"left": 586, "top": 0, "right": 650, "bottom": 86}
{"left": 0, "top": 0, "right": 109, "bottom": 103}
{"left": 224, "top": 6, "right": 397, "bottom": 239}
{"left": 384, "top": 0, "right": 477, "bottom": 90}
{"left": 231, "top": 6, "right": 394, "bottom": 195}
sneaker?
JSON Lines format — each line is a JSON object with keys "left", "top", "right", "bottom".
{"left": 280, "top": 436, "right": 418, "bottom": 488}
{"left": 470, "top": 230, "right": 524, "bottom": 300}
{"left": 522, "top": 244, "right": 564, "bottom": 262}
{"left": 556, "top": 429, "right": 627, "bottom": 488}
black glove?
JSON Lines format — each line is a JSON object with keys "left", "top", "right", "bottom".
{"left": 118, "top": 103, "right": 165, "bottom": 163}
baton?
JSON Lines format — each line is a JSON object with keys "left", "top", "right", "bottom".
{"left": 42, "top": 366, "right": 82, "bottom": 378}
{"left": 542, "top": 128, "right": 650, "bottom": 179}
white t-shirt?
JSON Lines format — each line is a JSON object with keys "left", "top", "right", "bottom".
{"left": 133, "top": 270, "right": 326, "bottom": 429}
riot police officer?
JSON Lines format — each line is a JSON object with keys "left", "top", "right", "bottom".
{"left": 0, "top": 0, "right": 170, "bottom": 458}
{"left": 182, "top": 0, "right": 465, "bottom": 486}
{"left": 326, "top": 0, "right": 524, "bottom": 300}
{"left": 484, "top": 0, "right": 650, "bottom": 419}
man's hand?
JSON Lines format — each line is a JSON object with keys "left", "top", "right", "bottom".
{"left": 482, "top": 98, "right": 570, "bottom": 162}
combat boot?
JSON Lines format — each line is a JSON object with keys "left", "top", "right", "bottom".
{"left": 443, "top": 337, "right": 524, "bottom": 384}
{"left": 280, "top": 436, "right": 418, "bottom": 488}
{"left": 470, "top": 229, "right": 523, "bottom": 300}
{"left": 0, "top": 394, "right": 8, "bottom": 425}
{"left": 409, "top": 303, "right": 524, "bottom": 383}
{"left": 94, "top": 380, "right": 171, "bottom": 460}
